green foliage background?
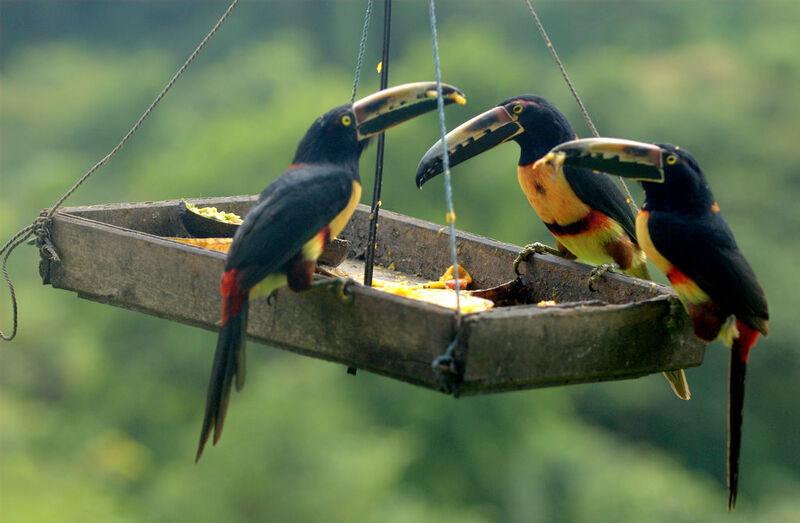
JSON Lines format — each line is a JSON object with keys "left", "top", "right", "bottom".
{"left": 2, "top": 1, "right": 799, "bottom": 521}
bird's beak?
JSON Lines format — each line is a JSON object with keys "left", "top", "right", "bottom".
{"left": 415, "top": 106, "right": 523, "bottom": 188}
{"left": 353, "top": 82, "right": 466, "bottom": 140}
{"left": 549, "top": 137, "right": 666, "bottom": 182}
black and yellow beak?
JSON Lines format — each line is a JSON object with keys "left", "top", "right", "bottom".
{"left": 415, "top": 105, "right": 523, "bottom": 188}
{"left": 549, "top": 137, "right": 666, "bottom": 182}
{"left": 353, "top": 82, "right": 466, "bottom": 140}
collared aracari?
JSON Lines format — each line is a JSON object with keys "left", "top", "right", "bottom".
{"left": 195, "top": 82, "right": 467, "bottom": 461}
{"left": 415, "top": 95, "right": 690, "bottom": 400}
{"left": 551, "top": 137, "right": 769, "bottom": 510}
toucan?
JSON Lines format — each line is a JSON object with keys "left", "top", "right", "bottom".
{"left": 415, "top": 95, "right": 690, "bottom": 401}
{"left": 195, "top": 82, "right": 467, "bottom": 461}
{"left": 550, "top": 137, "right": 769, "bottom": 510}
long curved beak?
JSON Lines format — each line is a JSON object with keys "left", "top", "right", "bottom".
{"left": 549, "top": 137, "right": 666, "bottom": 182}
{"left": 415, "top": 106, "right": 523, "bottom": 188}
{"left": 353, "top": 82, "right": 466, "bottom": 140}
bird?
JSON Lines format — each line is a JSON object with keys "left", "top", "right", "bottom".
{"left": 551, "top": 137, "right": 769, "bottom": 510}
{"left": 196, "top": 82, "right": 466, "bottom": 461}
{"left": 415, "top": 95, "right": 690, "bottom": 401}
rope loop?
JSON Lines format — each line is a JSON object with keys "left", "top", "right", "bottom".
{"left": 0, "top": 224, "right": 35, "bottom": 341}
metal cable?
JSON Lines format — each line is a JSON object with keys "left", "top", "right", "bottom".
{"left": 348, "top": 0, "right": 376, "bottom": 374}
{"left": 524, "top": 0, "right": 639, "bottom": 211}
{"left": 0, "top": 0, "right": 241, "bottom": 342}
{"left": 363, "top": 0, "right": 392, "bottom": 287}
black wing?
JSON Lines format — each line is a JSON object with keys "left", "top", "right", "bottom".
{"left": 227, "top": 163, "right": 354, "bottom": 290}
{"left": 564, "top": 166, "right": 638, "bottom": 241}
{"left": 647, "top": 209, "right": 768, "bottom": 333}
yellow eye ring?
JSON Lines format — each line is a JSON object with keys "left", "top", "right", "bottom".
{"left": 341, "top": 115, "right": 352, "bottom": 126}
{"left": 512, "top": 104, "right": 524, "bottom": 114}
{"left": 665, "top": 154, "right": 678, "bottom": 165}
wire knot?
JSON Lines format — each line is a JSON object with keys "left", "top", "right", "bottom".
{"left": 431, "top": 334, "right": 462, "bottom": 395}
{"left": 33, "top": 216, "right": 60, "bottom": 263}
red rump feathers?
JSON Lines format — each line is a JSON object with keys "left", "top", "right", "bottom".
{"left": 220, "top": 269, "right": 246, "bottom": 325}
{"left": 734, "top": 320, "right": 760, "bottom": 364}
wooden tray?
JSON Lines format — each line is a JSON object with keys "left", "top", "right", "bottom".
{"left": 38, "top": 196, "right": 704, "bottom": 395}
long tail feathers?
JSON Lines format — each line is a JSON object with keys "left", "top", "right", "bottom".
{"left": 727, "top": 345, "right": 746, "bottom": 511}
{"left": 196, "top": 297, "right": 249, "bottom": 462}
{"left": 662, "top": 369, "right": 691, "bottom": 400}
{"left": 728, "top": 320, "right": 759, "bottom": 511}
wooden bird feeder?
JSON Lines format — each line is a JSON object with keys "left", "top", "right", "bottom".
{"left": 38, "top": 196, "right": 704, "bottom": 395}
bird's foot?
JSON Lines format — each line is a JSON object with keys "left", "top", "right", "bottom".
{"left": 312, "top": 276, "right": 357, "bottom": 303}
{"left": 513, "top": 242, "right": 564, "bottom": 275}
{"left": 588, "top": 263, "right": 619, "bottom": 291}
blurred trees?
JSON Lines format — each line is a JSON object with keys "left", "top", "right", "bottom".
{"left": 1, "top": 1, "right": 799, "bottom": 521}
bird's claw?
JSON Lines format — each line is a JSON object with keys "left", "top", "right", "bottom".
{"left": 315, "top": 265, "right": 338, "bottom": 278}
{"left": 588, "top": 263, "right": 619, "bottom": 291}
{"left": 312, "top": 276, "right": 357, "bottom": 303}
{"left": 513, "top": 242, "right": 564, "bottom": 275}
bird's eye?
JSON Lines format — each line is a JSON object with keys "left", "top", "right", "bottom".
{"left": 665, "top": 154, "right": 678, "bottom": 165}
{"left": 341, "top": 115, "right": 352, "bottom": 126}
{"left": 512, "top": 104, "right": 524, "bottom": 114}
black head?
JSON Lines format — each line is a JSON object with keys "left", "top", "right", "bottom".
{"left": 292, "top": 104, "right": 361, "bottom": 167}
{"left": 293, "top": 82, "right": 467, "bottom": 172}
{"left": 496, "top": 95, "right": 576, "bottom": 165}
{"left": 642, "top": 143, "right": 714, "bottom": 214}
{"left": 551, "top": 138, "right": 716, "bottom": 215}
{"left": 415, "top": 94, "right": 576, "bottom": 187}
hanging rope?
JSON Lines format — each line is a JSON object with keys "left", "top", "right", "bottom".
{"left": 0, "top": 0, "right": 241, "bottom": 342}
{"left": 523, "top": 0, "right": 639, "bottom": 212}
{"left": 428, "top": 0, "right": 463, "bottom": 384}
{"left": 363, "top": 0, "right": 392, "bottom": 287}
{"left": 350, "top": 0, "right": 374, "bottom": 103}
{"left": 0, "top": 225, "right": 33, "bottom": 341}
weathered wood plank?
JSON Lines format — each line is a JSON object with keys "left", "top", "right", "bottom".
{"left": 41, "top": 198, "right": 705, "bottom": 395}
{"left": 43, "top": 212, "right": 455, "bottom": 389}
{"left": 458, "top": 298, "right": 700, "bottom": 395}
